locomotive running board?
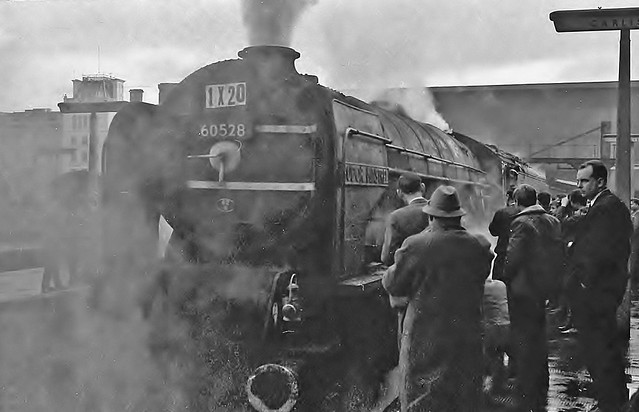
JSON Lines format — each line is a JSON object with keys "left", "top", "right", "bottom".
{"left": 338, "top": 272, "right": 384, "bottom": 294}
{"left": 187, "top": 180, "right": 316, "bottom": 191}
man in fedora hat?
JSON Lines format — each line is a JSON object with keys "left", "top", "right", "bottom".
{"left": 383, "top": 185, "right": 493, "bottom": 412}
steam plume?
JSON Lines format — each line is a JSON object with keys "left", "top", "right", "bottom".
{"left": 373, "top": 87, "right": 452, "bottom": 133}
{"left": 241, "top": 0, "right": 318, "bottom": 46}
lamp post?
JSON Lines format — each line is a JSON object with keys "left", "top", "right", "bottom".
{"left": 550, "top": 7, "right": 639, "bottom": 205}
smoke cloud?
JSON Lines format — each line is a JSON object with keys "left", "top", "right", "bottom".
{"left": 372, "top": 87, "right": 452, "bottom": 133}
{"left": 241, "top": 0, "right": 318, "bottom": 46}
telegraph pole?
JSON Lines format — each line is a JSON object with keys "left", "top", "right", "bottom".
{"left": 618, "top": 29, "right": 631, "bottom": 204}
{"left": 550, "top": 8, "right": 639, "bottom": 206}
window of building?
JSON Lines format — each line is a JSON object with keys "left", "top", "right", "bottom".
{"left": 70, "top": 136, "right": 77, "bottom": 146}
{"left": 72, "top": 115, "right": 77, "bottom": 130}
{"left": 82, "top": 136, "right": 88, "bottom": 145}
{"left": 81, "top": 150, "right": 88, "bottom": 162}
{"left": 71, "top": 151, "right": 77, "bottom": 162}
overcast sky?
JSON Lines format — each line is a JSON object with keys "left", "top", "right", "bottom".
{"left": 1, "top": 0, "right": 639, "bottom": 112}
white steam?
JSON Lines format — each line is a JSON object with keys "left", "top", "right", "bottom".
{"left": 371, "top": 87, "right": 451, "bottom": 133}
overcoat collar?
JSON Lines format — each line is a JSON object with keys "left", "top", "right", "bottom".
{"left": 515, "top": 204, "right": 546, "bottom": 217}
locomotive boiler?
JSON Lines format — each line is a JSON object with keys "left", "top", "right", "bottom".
{"left": 101, "top": 45, "right": 550, "bottom": 411}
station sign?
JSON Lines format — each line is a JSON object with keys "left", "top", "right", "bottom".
{"left": 550, "top": 8, "right": 639, "bottom": 32}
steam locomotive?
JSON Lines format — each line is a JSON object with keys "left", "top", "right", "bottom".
{"left": 102, "top": 45, "right": 558, "bottom": 411}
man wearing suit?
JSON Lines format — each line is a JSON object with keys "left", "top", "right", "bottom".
{"left": 570, "top": 160, "right": 632, "bottom": 412}
{"left": 381, "top": 172, "right": 428, "bottom": 266}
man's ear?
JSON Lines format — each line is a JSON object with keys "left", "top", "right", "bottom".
{"left": 597, "top": 178, "right": 606, "bottom": 189}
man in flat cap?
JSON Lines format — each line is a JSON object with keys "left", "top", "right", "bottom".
{"left": 383, "top": 185, "right": 493, "bottom": 412}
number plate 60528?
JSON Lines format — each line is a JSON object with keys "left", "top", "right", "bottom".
{"left": 199, "top": 123, "right": 247, "bottom": 138}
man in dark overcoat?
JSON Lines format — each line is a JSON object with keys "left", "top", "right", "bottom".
{"left": 381, "top": 172, "right": 428, "bottom": 266}
{"left": 382, "top": 185, "right": 493, "bottom": 412}
{"left": 570, "top": 160, "right": 632, "bottom": 412}
{"left": 503, "top": 184, "right": 562, "bottom": 412}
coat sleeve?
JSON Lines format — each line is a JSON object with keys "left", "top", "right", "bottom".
{"left": 572, "top": 203, "right": 631, "bottom": 287}
{"left": 382, "top": 236, "right": 423, "bottom": 297}
{"left": 488, "top": 210, "right": 502, "bottom": 237}
{"left": 474, "top": 234, "right": 495, "bottom": 281}
{"left": 503, "top": 218, "right": 533, "bottom": 282}
{"left": 380, "top": 214, "right": 397, "bottom": 266}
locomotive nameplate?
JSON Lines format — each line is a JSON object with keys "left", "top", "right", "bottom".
{"left": 345, "top": 162, "right": 389, "bottom": 187}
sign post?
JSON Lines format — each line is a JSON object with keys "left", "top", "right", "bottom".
{"left": 550, "top": 8, "right": 639, "bottom": 205}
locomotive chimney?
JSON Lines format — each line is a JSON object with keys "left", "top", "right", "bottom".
{"left": 238, "top": 45, "right": 300, "bottom": 81}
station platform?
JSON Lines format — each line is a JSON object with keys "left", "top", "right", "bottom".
{"left": 0, "top": 267, "right": 638, "bottom": 411}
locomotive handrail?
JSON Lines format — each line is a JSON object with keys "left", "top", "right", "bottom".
{"left": 345, "top": 127, "right": 392, "bottom": 143}
{"left": 385, "top": 144, "right": 486, "bottom": 174}
{"left": 387, "top": 167, "right": 490, "bottom": 187}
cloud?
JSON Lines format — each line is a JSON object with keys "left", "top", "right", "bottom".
{"left": 1, "top": 0, "right": 639, "bottom": 111}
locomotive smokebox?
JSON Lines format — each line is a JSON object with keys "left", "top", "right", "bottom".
{"left": 238, "top": 45, "right": 301, "bottom": 81}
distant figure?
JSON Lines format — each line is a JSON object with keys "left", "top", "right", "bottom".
{"left": 503, "top": 184, "right": 562, "bottom": 412}
{"left": 630, "top": 198, "right": 639, "bottom": 291}
{"left": 41, "top": 200, "right": 65, "bottom": 293}
{"left": 380, "top": 172, "right": 428, "bottom": 266}
{"left": 41, "top": 170, "right": 91, "bottom": 293}
{"left": 557, "top": 189, "right": 587, "bottom": 333}
{"left": 537, "top": 191, "right": 552, "bottom": 212}
{"left": 482, "top": 277, "right": 512, "bottom": 396}
{"left": 489, "top": 188, "right": 523, "bottom": 282}
{"left": 383, "top": 185, "right": 493, "bottom": 412}
{"left": 569, "top": 160, "right": 632, "bottom": 412}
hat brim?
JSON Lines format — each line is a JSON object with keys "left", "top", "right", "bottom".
{"left": 422, "top": 205, "right": 466, "bottom": 218}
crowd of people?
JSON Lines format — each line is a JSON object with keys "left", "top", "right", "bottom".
{"left": 381, "top": 159, "right": 634, "bottom": 412}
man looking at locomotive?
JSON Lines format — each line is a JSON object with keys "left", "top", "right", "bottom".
{"left": 503, "top": 184, "right": 562, "bottom": 412}
{"left": 383, "top": 185, "right": 493, "bottom": 412}
{"left": 381, "top": 172, "right": 428, "bottom": 266}
{"left": 569, "top": 160, "right": 631, "bottom": 412}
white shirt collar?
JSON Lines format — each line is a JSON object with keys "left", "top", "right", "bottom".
{"left": 409, "top": 196, "right": 427, "bottom": 204}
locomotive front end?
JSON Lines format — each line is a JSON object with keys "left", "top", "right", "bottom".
{"left": 154, "top": 46, "right": 336, "bottom": 411}
{"left": 162, "top": 46, "right": 327, "bottom": 269}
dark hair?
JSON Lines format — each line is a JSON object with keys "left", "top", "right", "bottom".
{"left": 398, "top": 172, "right": 422, "bottom": 194}
{"left": 568, "top": 189, "right": 586, "bottom": 207}
{"left": 514, "top": 184, "right": 537, "bottom": 207}
{"left": 579, "top": 160, "right": 608, "bottom": 184}
{"left": 537, "top": 191, "right": 551, "bottom": 208}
